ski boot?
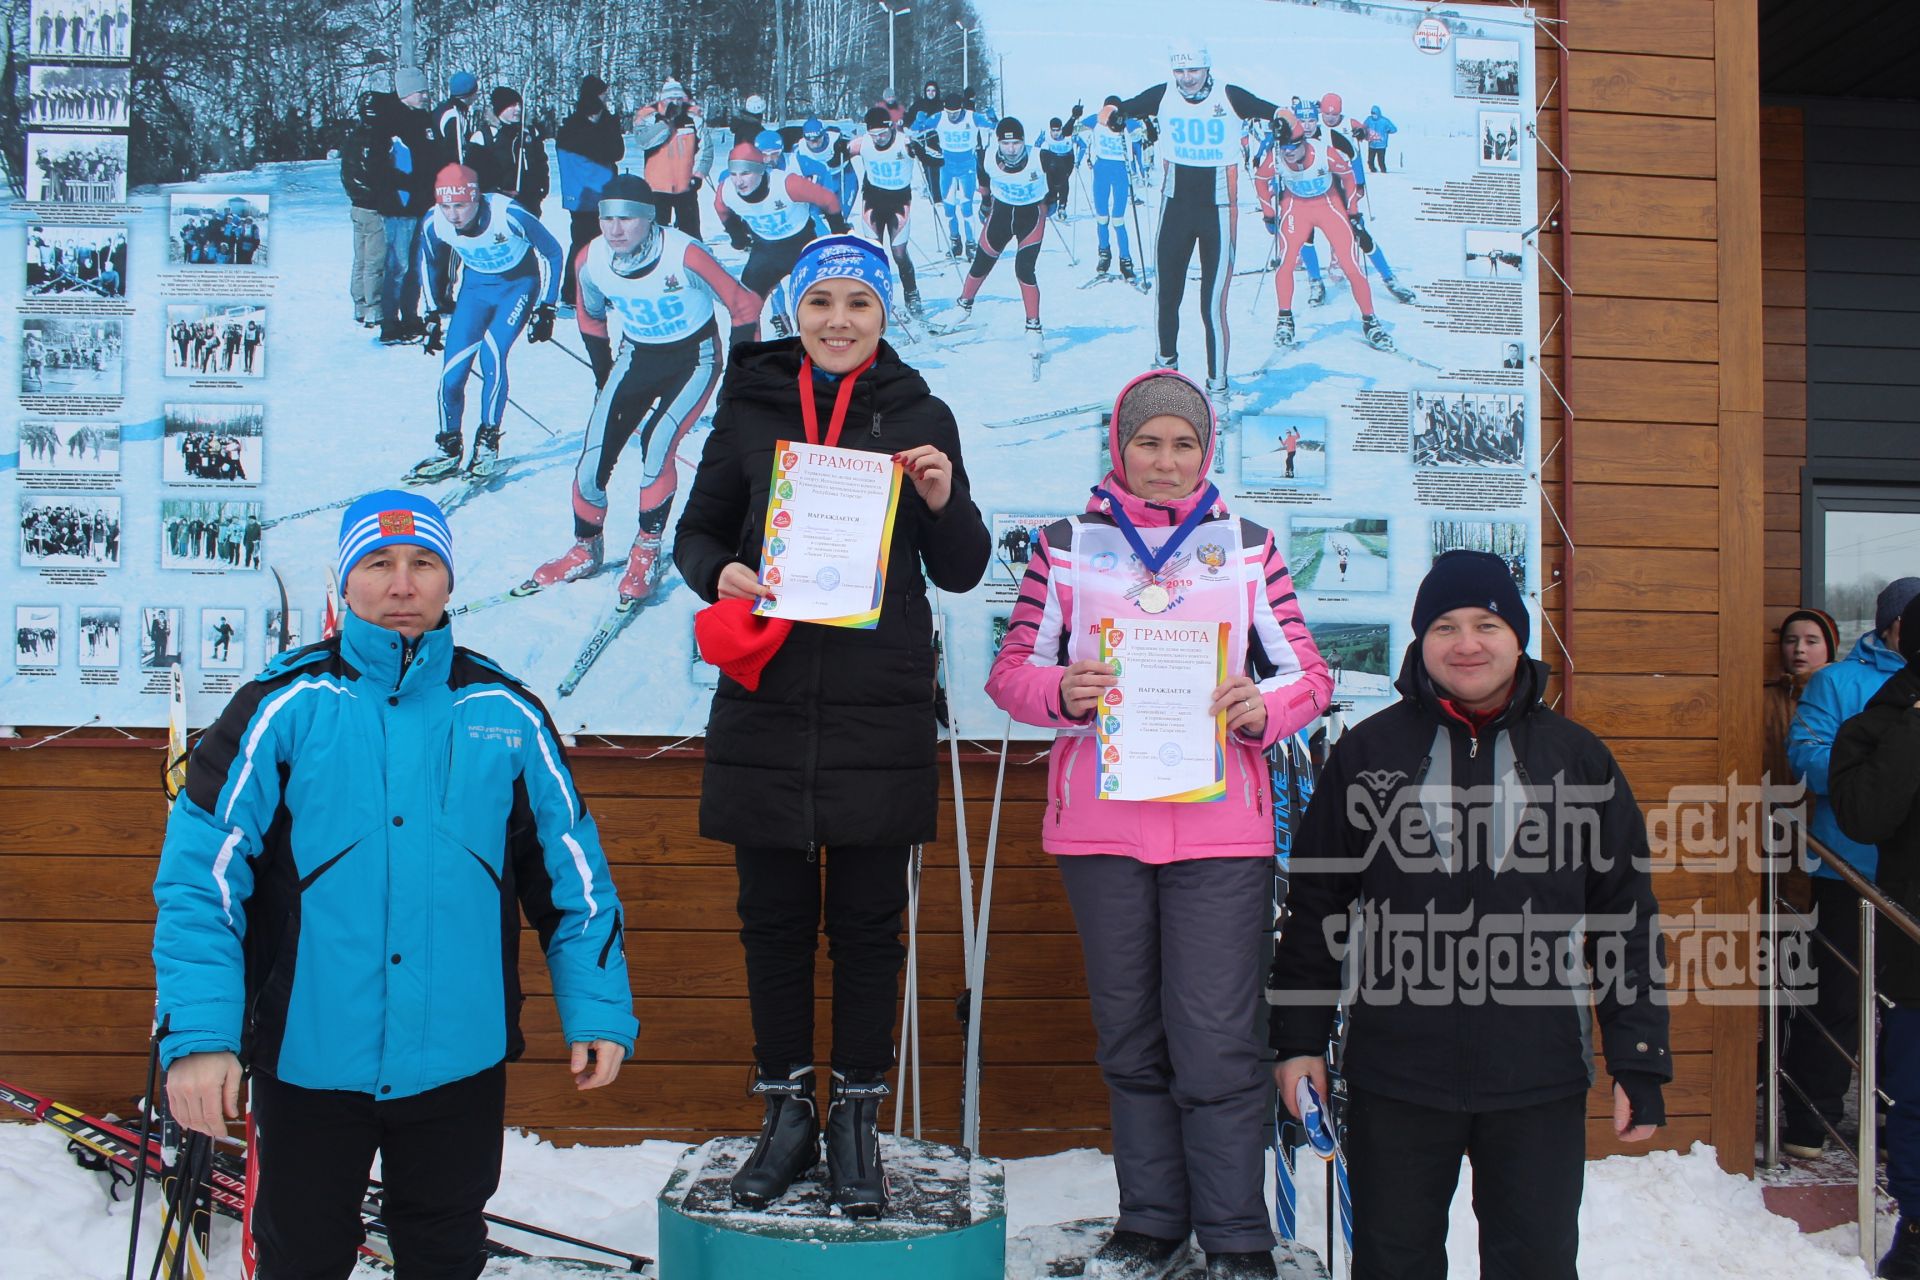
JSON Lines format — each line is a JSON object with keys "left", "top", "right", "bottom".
{"left": 770, "top": 313, "right": 793, "bottom": 339}
{"left": 525, "top": 534, "right": 604, "bottom": 590}
{"left": 1027, "top": 319, "right": 1046, "bottom": 380}
{"left": 949, "top": 233, "right": 965, "bottom": 260}
{"left": 825, "top": 1069, "right": 890, "bottom": 1218}
{"left": 1096, "top": 247, "right": 1113, "bottom": 276}
{"left": 468, "top": 424, "right": 505, "bottom": 478}
{"left": 1384, "top": 276, "right": 1417, "bottom": 304}
{"left": 1881, "top": 1217, "right": 1920, "bottom": 1280}
{"left": 1205, "top": 1251, "right": 1279, "bottom": 1280}
{"left": 903, "top": 287, "right": 925, "bottom": 320}
{"left": 1119, "top": 256, "right": 1138, "bottom": 283}
{"left": 730, "top": 1065, "right": 821, "bottom": 1211}
{"left": 1272, "top": 310, "right": 1296, "bottom": 349}
{"left": 617, "top": 531, "right": 665, "bottom": 606}
{"left": 1150, "top": 353, "right": 1178, "bottom": 370}
{"left": 406, "top": 430, "right": 464, "bottom": 483}
{"left": 955, "top": 295, "right": 975, "bottom": 320}
{"left": 1362, "top": 313, "right": 1394, "bottom": 351}
{"left": 1085, "top": 1230, "right": 1191, "bottom": 1280}
{"left": 1205, "top": 374, "right": 1229, "bottom": 402}
{"left": 1307, "top": 278, "right": 1327, "bottom": 307}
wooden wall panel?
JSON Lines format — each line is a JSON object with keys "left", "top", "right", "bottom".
{"left": 0, "top": 0, "right": 1765, "bottom": 1175}
{"left": 1761, "top": 106, "right": 1807, "bottom": 667}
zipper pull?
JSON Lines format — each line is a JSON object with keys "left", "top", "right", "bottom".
{"left": 871, "top": 410, "right": 883, "bottom": 438}
{"left": 1053, "top": 798, "right": 1062, "bottom": 825}
{"left": 1469, "top": 736, "right": 1480, "bottom": 759}
{"left": 806, "top": 842, "right": 819, "bottom": 863}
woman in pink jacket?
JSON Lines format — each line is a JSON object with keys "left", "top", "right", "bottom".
{"left": 986, "top": 368, "right": 1330, "bottom": 1280}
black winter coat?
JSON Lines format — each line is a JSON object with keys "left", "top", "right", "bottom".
{"left": 673, "top": 339, "right": 991, "bottom": 850}
{"left": 1270, "top": 647, "right": 1672, "bottom": 1113}
{"left": 478, "top": 122, "right": 551, "bottom": 214}
{"left": 340, "top": 115, "right": 383, "bottom": 210}
{"left": 367, "top": 96, "right": 440, "bottom": 219}
{"left": 1830, "top": 665, "right": 1920, "bottom": 1001}
{"left": 556, "top": 107, "right": 626, "bottom": 171}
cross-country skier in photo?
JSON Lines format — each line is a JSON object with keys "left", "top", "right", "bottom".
{"left": 846, "top": 106, "right": 926, "bottom": 318}
{"left": 409, "top": 164, "right": 564, "bottom": 482}
{"left": 1111, "top": 42, "right": 1283, "bottom": 400}
{"left": 1261, "top": 110, "right": 1393, "bottom": 352}
{"left": 930, "top": 91, "right": 992, "bottom": 260}
{"left": 792, "top": 117, "right": 858, "bottom": 238}
{"left": 1266, "top": 93, "right": 1417, "bottom": 308}
{"left": 1084, "top": 97, "right": 1147, "bottom": 287}
{"left": 527, "top": 175, "right": 759, "bottom": 608}
{"left": 909, "top": 80, "right": 947, "bottom": 201}
{"left": 1038, "top": 108, "right": 1083, "bottom": 223}
{"left": 632, "top": 79, "right": 714, "bottom": 238}
{"left": 713, "top": 141, "right": 847, "bottom": 340}
{"left": 956, "top": 119, "right": 1053, "bottom": 376}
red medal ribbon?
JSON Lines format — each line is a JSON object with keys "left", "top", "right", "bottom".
{"left": 797, "top": 351, "right": 878, "bottom": 447}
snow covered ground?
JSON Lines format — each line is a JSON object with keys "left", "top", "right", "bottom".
{"left": 0, "top": 1120, "right": 1883, "bottom": 1278}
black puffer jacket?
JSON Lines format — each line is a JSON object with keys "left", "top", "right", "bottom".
{"left": 673, "top": 338, "right": 991, "bottom": 849}
{"left": 1269, "top": 646, "right": 1671, "bottom": 1114}
{"left": 1830, "top": 664, "right": 1920, "bottom": 1001}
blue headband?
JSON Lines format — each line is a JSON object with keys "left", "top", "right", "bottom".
{"left": 786, "top": 234, "right": 894, "bottom": 325}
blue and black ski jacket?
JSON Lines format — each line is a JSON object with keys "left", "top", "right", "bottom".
{"left": 153, "top": 609, "right": 638, "bottom": 1098}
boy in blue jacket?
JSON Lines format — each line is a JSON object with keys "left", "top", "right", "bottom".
{"left": 154, "top": 490, "right": 638, "bottom": 1279}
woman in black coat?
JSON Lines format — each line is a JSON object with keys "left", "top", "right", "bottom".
{"left": 673, "top": 234, "right": 990, "bottom": 1217}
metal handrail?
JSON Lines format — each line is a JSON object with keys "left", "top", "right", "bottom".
{"left": 1764, "top": 828, "right": 1920, "bottom": 1265}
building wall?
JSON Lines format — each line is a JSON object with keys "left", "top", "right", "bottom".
{"left": 0, "top": 0, "right": 1766, "bottom": 1169}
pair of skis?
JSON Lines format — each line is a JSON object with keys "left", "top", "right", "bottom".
{"left": 0, "top": 1078, "right": 654, "bottom": 1275}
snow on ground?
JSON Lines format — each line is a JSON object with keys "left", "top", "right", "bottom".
{"left": 1, "top": 1120, "right": 1881, "bottom": 1278}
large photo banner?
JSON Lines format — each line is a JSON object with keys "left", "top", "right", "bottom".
{"left": 1, "top": 0, "right": 1538, "bottom": 736}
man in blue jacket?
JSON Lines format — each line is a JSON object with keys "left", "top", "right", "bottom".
{"left": 1782, "top": 575, "right": 1920, "bottom": 1157}
{"left": 154, "top": 490, "right": 638, "bottom": 1279}
{"left": 1363, "top": 105, "right": 1396, "bottom": 173}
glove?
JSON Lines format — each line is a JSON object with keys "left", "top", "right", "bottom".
{"left": 528, "top": 304, "right": 556, "bottom": 343}
{"left": 421, "top": 311, "right": 445, "bottom": 355}
{"left": 691, "top": 174, "right": 703, "bottom": 190}
{"left": 1612, "top": 1070, "right": 1666, "bottom": 1128}
{"left": 1348, "top": 214, "right": 1374, "bottom": 254}
{"left": 826, "top": 212, "right": 850, "bottom": 235}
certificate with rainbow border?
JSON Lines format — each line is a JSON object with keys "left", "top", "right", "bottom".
{"left": 754, "top": 440, "right": 905, "bottom": 629}
{"left": 1094, "top": 618, "right": 1229, "bottom": 803}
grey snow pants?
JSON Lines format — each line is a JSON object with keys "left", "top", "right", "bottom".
{"left": 1057, "top": 852, "right": 1276, "bottom": 1253}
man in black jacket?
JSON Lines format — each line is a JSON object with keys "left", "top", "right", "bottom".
{"left": 1270, "top": 550, "right": 1668, "bottom": 1280}
{"left": 1830, "top": 591, "right": 1920, "bottom": 1280}
{"left": 375, "top": 68, "right": 442, "bottom": 344}
{"left": 340, "top": 91, "right": 388, "bottom": 327}
{"left": 476, "top": 88, "right": 551, "bottom": 215}
{"left": 556, "top": 76, "right": 625, "bottom": 307}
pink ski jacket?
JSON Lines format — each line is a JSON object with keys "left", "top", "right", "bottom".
{"left": 985, "top": 370, "right": 1331, "bottom": 862}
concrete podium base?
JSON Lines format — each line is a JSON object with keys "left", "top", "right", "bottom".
{"left": 656, "top": 1134, "right": 1006, "bottom": 1279}
{"left": 1007, "top": 1219, "right": 1330, "bottom": 1279}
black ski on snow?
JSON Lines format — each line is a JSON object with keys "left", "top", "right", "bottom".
{"left": 0, "top": 1078, "right": 654, "bottom": 1274}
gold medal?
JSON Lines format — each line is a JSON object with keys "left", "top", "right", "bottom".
{"left": 1139, "top": 583, "right": 1171, "bottom": 614}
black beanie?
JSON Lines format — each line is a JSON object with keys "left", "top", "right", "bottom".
{"left": 1413, "top": 550, "right": 1529, "bottom": 650}
{"left": 1900, "top": 594, "right": 1920, "bottom": 668}
{"left": 491, "top": 87, "right": 522, "bottom": 116}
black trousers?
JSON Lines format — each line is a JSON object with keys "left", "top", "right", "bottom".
{"left": 1367, "top": 147, "right": 1388, "bottom": 173}
{"left": 1784, "top": 875, "right": 1864, "bottom": 1136}
{"left": 563, "top": 209, "right": 599, "bottom": 305}
{"left": 652, "top": 186, "right": 703, "bottom": 239}
{"left": 735, "top": 844, "right": 911, "bottom": 1073}
{"left": 1346, "top": 1086, "right": 1584, "bottom": 1280}
{"left": 251, "top": 1063, "right": 506, "bottom": 1280}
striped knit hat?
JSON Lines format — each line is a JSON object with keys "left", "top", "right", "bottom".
{"left": 338, "top": 491, "right": 455, "bottom": 592}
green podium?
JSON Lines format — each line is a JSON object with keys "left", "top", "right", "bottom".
{"left": 656, "top": 1135, "right": 1007, "bottom": 1279}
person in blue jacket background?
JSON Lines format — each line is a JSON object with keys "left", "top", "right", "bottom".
{"left": 1781, "top": 574, "right": 1920, "bottom": 1157}
{"left": 1363, "top": 104, "right": 1397, "bottom": 172}
{"left": 154, "top": 489, "right": 638, "bottom": 1279}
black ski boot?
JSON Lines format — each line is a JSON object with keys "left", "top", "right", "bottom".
{"left": 407, "top": 429, "right": 464, "bottom": 482}
{"left": 1086, "top": 1229, "right": 1191, "bottom": 1279}
{"left": 903, "top": 287, "right": 925, "bottom": 320}
{"left": 1273, "top": 310, "right": 1296, "bottom": 349}
{"left": 949, "top": 233, "right": 965, "bottom": 260}
{"left": 469, "top": 424, "right": 504, "bottom": 477}
{"left": 1362, "top": 313, "right": 1394, "bottom": 351}
{"left": 825, "top": 1069, "right": 889, "bottom": 1218}
{"left": 1206, "top": 1250, "right": 1279, "bottom": 1279}
{"left": 1119, "top": 256, "right": 1138, "bottom": 283}
{"left": 1307, "top": 278, "right": 1327, "bottom": 307}
{"left": 729, "top": 1065, "right": 820, "bottom": 1210}
{"left": 1882, "top": 1217, "right": 1920, "bottom": 1279}
{"left": 1097, "top": 247, "right": 1113, "bottom": 275}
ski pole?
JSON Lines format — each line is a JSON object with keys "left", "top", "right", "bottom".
{"left": 549, "top": 336, "right": 596, "bottom": 373}
{"left": 961, "top": 716, "right": 1012, "bottom": 1152}
{"left": 123, "top": 1030, "right": 161, "bottom": 1280}
{"left": 506, "top": 393, "right": 558, "bottom": 438}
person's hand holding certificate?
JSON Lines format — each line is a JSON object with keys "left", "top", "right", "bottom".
{"left": 755, "top": 440, "right": 905, "bottom": 629}
{"left": 1093, "top": 618, "right": 1230, "bottom": 803}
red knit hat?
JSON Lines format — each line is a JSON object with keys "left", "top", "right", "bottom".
{"left": 694, "top": 598, "right": 792, "bottom": 691}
